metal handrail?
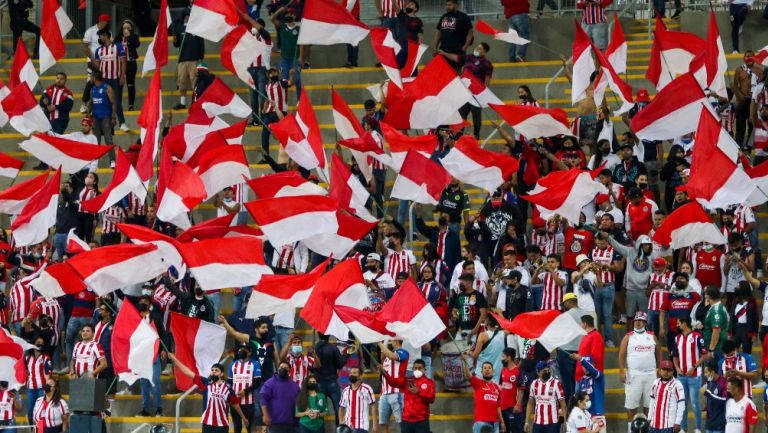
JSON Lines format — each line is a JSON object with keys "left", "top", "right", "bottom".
{"left": 0, "top": 426, "right": 35, "bottom": 431}
{"left": 174, "top": 385, "right": 198, "bottom": 433}
{"left": 544, "top": 57, "right": 570, "bottom": 108}
{"left": 407, "top": 201, "right": 416, "bottom": 247}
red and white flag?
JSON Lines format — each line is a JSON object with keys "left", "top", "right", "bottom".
{"left": 0, "top": 172, "right": 48, "bottom": 215}
{"left": 11, "top": 168, "right": 60, "bottom": 247}
{"left": 331, "top": 89, "right": 372, "bottom": 181}
{"left": 245, "top": 195, "right": 339, "bottom": 246}
{"left": 186, "top": 0, "right": 239, "bottom": 42}
{"left": 391, "top": 150, "right": 452, "bottom": 205}
{"left": 0, "top": 80, "right": 11, "bottom": 127}
{"left": 571, "top": 21, "right": 596, "bottom": 105}
{"left": 302, "top": 210, "right": 378, "bottom": 258}
{"left": 81, "top": 149, "right": 145, "bottom": 213}
{"left": 111, "top": 300, "right": 159, "bottom": 385}
{"left": 179, "top": 237, "right": 272, "bottom": 290}
{"left": 651, "top": 201, "right": 725, "bottom": 249}
{"left": 491, "top": 103, "right": 573, "bottom": 138}
{"left": 296, "top": 90, "right": 327, "bottom": 171}
{"left": 222, "top": 24, "right": 271, "bottom": 88}
{"left": 176, "top": 213, "right": 236, "bottom": 243}
{"left": 300, "top": 259, "right": 371, "bottom": 340}
{"left": 245, "top": 258, "right": 330, "bottom": 318}
{"left": 401, "top": 40, "right": 428, "bottom": 78}
{"left": 246, "top": 171, "right": 327, "bottom": 199}
{"left": 195, "top": 145, "right": 250, "bottom": 200}
{"left": 20, "top": 133, "right": 113, "bottom": 174}
{"left": 156, "top": 161, "right": 207, "bottom": 229}
{"left": 592, "top": 43, "right": 634, "bottom": 115}
{"left": 273, "top": 91, "right": 326, "bottom": 172}
{"left": 493, "top": 310, "right": 586, "bottom": 352}
{"left": 39, "top": 0, "right": 73, "bottom": 74}
{"left": 334, "top": 305, "right": 393, "bottom": 343}
{"left": 380, "top": 122, "right": 437, "bottom": 171}
{"left": 191, "top": 77, "right": 251, "bottom": 119}
{"left": 66, "top": 228, "right": 90, "bottom": 254}
{"left": 297, "top": 0, "right": 369, "bottom": 46}
{"left": 165, "top": 116, "right": 238, "bottom": 164}
{"left": 28, "top": 262, "right": 86, "bottom": 298}
{"left": 10, "top": 39, "right": 38, "bottom": 90}
{"left": 339, "top": 133, "right": 392, "bottom": 168}
{"left": 3, "top": 84, "right": 51, "bottom": 136}
{"left": 630, "top": 73, "right": 709, "bottom": 141}
{"left": 605, "top": 12, "right": 627, "bottom": 73}
{"left": 460, "top": 70, "right": 502, "bottom": 108}
{"left": 475, "top": 18, "right": 530, "bottom": 45}
{"left": 370, "top": 27, "right": 404, "bottom": 88}
{"left": 0, "top": 328, "right": 35, "bottom": 390}
{"left": 378, "top": 280, "right": 445, "bottom": 347}
{"left": 646, "top": 28, "right": 705, "bottom": 91}
{"left": 745, "top": 161, "right": 768, "bottom": 206}
{"left": 0, "top": 152, "right": 24, "bottom": 178}
{"left": 169, "top": 312, "right": 227, "bottom": 391}
{"left": 754, "top": 46, "right": 768, "bottom": 66}
{"left": 524, "top": 168, "right": 607, "bottom": 222}
{"left": 66, "top": 244, "right": 166, "bottom": 296}
{"left": 117, "top": 223, "right": 186, "bottom": 275}
{"left": 440, "top": 135, "right": 519, "bottom": 193}
{"left": 136, "top": 69, "right": 162, "bottom": 183}
{"left": 690, "top": 10, "right": 728, "bottom": 98}
{"left": 383, "top": 55, "right": 474, "bottom": 130}
{"left": 329, "top": 153, "right": 376, "bottom": 222}
{"left": 141, "top": 0, "right": 170, "bottom": 75}
{"left": 687, "top": 109, "right": 755, "bottom": 209}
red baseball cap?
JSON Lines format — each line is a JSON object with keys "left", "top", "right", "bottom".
{"left": 653, "top": 257, "right": 667, "bottom": 267}
{"left": 81, "top": 116, "right": 93, "bottom": 127}
{"left": 659, "top": 360, "right": 674, "bottom": 370}
{"left": 98, "top": 14, "right": 111, "bottom": 23}
{"left": 635, "top": 89, "right": 650, "bottom": 103}
{"left": 595, "top": 194, "right": 610, "bottom": 205}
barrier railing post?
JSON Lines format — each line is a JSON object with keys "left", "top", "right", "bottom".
{"left": 175, "top": 385, "right": 198, "bottom": 433}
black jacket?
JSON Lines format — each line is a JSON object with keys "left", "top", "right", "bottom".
{"left": 172, "top": 20, "right": 205, "bottom": 62}
{"left": 55, "top": 191, "right": 79, "bottom": 233}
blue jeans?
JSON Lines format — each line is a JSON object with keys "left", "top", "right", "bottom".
{"left": 247, "top": 66, "right": 267, "bottom": 120}
{"left": 232, "top": 286, "right": 252, "bottom": 315}
{"left": 207, "top": 292, "right": 222, "bottom": 320}
{"left": 678, "top": 375, "right": 701, "bottom": 431}
{"left": 279, "top": 57, "right": 302, "bottom": 98}
{"left": 52, "top": 232, "right": 67, "bottom": 261}
{"left": 582, "top": 22, "right": 608, "bottom": 51}
{"left": 104, "top": 78, "right": 125, "bottom": 124}
{"left": 507, "top": 14, "right": 530, "bottom": 60}
{"left": 317, "top": 378, "right": 341, "bottom": 424}
{"left": 397, "top": 199, "right": 410, "bottom": 225}
{"left": 647, "top": 310, "right": 660, "bottom": 337}
{"left": 66, "top": 316, "right": 92, "bottom": 366}
{"left": 422, "top": 355, "right": 433, "bottom": 379}
{"left": 556, "top": 349, "right": 576, "bottom": 401}
{"left": 593, "top": 284, "right": 615, "bottom": 343}
{"left": 474, "top": 422, "right": 499, "bottom": 433}
{"left": 27, "top": 387, "right": 44, "bottom": 423}
{"left": 532, "top": 424, "right": 560, "bottom": 433}
{"left": 274, "top": 326, "right": 293, "bottom": 352}
{"left": 531, "top": 284, "right": 544, "bottom": 311}
{"left": 140, "top": 357, "right": 162, "bottom": 411}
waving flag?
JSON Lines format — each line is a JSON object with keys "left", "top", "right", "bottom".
{"left": 66, "top": 228, "right": 90, "bottom": 254}
{"left": 630, "top": 73, "right": 709, "bottom": 141}
{"left": 0, "top": 172, "right": 48, "bottom": 214}
{"left": 195, "top": 145, "right": 250, "bottom": 200}
{"left": 175, "top": 214, "right": 236, "bottom": 243}
{"left": 302, "top": 211, "right": 378, "bottom": 258}
{"left": 491, "top": 103, "right": 573, "bottom": 138}
{"left": 192, "top": 78, "right": 251, "bottom": 119}
{"left": 331, "top": 90, "right": 372, "bottom": 181}
{"left": 245, "top": 258, "right": 330, "bottom": 319}
{"left": 329, "top": 153, "right": 376, "bottom": 221}
{"left": 0, "top": 152, "right": 24, "bottom": 178}
{"left": 39, "top": 0, "right": 73, "bottom": 74}
{"left": 81, "top": 149, "right": 145, "bottom": 213}
{"left": 339, "top": 133, "right": 392, "bottom": 168}
{"left": 647, "top": 29, "right": 704, "bottom": 91}
{"left": 156, "top": 161, "right": 207, "bottom": 229}
{"left": 755, "top": 46, "right": 768, "bottom": 66}
{"left": 141, "top": 0, "right": 170, "bottom": 75}
{"left": 136, "top": 69, "right": 162, "bottom": 183}
{"left": 296, "top": 90, "right": 326, "bottom": 170}
{"left": 492, "top": 310, "right": 586, "bottom": 351}
{"left": 690, "top": 10, "right": 728, "bottom": 98}
{"left": 334, "top": 305, "right": 393, "bottom": 343}
{"left": 20, "top": 133, "right": 113, "bottom": 174}
{"left": 571, "top": 21, "right": 596, "bottom": 105}
{"left": 461, "top": 70, "right": 502, "bottom": 108}
{"left": 222, "top": 24, "right": 271, "bottom": 88}
{"left": 524, "top": 168, "right": 607, "bottom": 222}
{"left": 651, "top": 201, "right": 725, "bottom": 249}
{"left": 378, "top": 280, "right": 445, "bottom": 347}
{"left": 370, "top": 27, "right": 404, "bottom": 88}
{"left": 745, "top": 161, "right": 768, "bottom": 206}
{"left": 0, "top": 329, "right": 36, "bottom": 390}
{"left": 66, "top": 244, "right": 166, "bottom": 296}
{"left": 28, "top": 262, "right": 86, "bottom": 298}
{"left": 475, "top": 18, "right": 530, "bottom": 45}
{"left": 10, "top": 39, "right": 38, "bottom": 90}
{"left": 165, "top": 116, "right": 239, "bottom": 164}
{"left": 3, "top": 84, "right": 51, "bottom": 136}
{"left": 111, "top": 301, "right": 160, "bottom": 385}
{"left": 440, "top": 135, "right": 520, "bottom": 193}
{"left": 402, "top": 41, "right": 428, "bottom": 78}
{"left": 0, "top": 80, "right": 10, "bottom": 127}
{"left": 186, "top": 0, "right": 239, "bottom": 42}
{"left": 170, "top": 312, "right": 227, "bottom": 391}
{"left": 179, "top": 237, "right": 272, "bottom": 290}
{"left": 117, "top": 223, "right": 185, "bottom": 274}
{"left": 380, "top": 122, "right": 437, "bottom": 171}
{"left": 391, "top": 150, "right": 452, "bottom": 205}
{"left": 245, "top": 195, "right": 339, "bottom": 246}
{"left": 246, "top": 171, "right": 327, "bottom": 199}
{"left": 606, "top": 12, "right": 627, "bottom": 74}
{"left": 274, "top": 91, "right": 326, "bottom": 172}
{"left": 11, "top": 168, "right": 60, "bottom": 247}
{"left": 592, "top": 43, "right": 634, "bottom": 115}
{"left": 298, "top": 0, "right": 370, "bottom": 46}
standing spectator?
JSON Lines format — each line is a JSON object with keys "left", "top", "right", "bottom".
{"left": 342, "top": 0, "right": 362, "bottom": 67}
{"left": 40, "top": 72, "right": 74, "bottom": 137}
{"left": 570, "top": 256, "right": 600, "bottom": 321}
{"left": 377, "top": 0, "right": 403, "bottom": 33}
{"left": 312, "top": 333, "right": 347, "bottom": 425}
{"left": 395, "top": 0, "right": 424, "bottom": 69}
{"left": 192, "top": 63, "right": 216, "bottom": 101}
{"left": 501, "top": 0, "right": 530, "bottom": 62}
{"left": 76, "top": 172, "right": 99, "bottom": 243}
{"left": 260, "top": 66, "right": 294, "bottom": 161}
{"left": 244, "top": 17, "right": 272, "bottom": 125}
{"left": 53, "top": 180, "right": 78, "bottom": 260}
{"left": 647, "top": 360, "right": 685, "bottom": 433}
{"left": 69, "top": 323, "right": 107, "bottom": 378}
{"left": 457, "top": 42, "right": 493, "bottom": 139}
{"left": 702, "top": 360, "right": 728, "bottom": 433}
{"left": 8, "top": 0, "right": 38, "bottom": 57}
{"left": 589, "top": 233, "right": 622, "bottom": 347}
{"left": 62, "top": 289, "right": 97, "bottom": 373}
{"left": 32, "top": 378, "right": 69, "bottom": 433}
{"left": 463, "top": 360, "right": 505, "bottom": 433}
{"left": 380, "top": 359, "right": 435, "bottom": 433}
{"left": 724, "top": 377, "right": 758, "bottom": 433}
{"left": 129, "top": 296, "right": 164, "bottom": 417}
{"left": 624, "top": 188, "right": 658, "bottom": 241}
{"left": 378, "top": 339, "right": 409, "bottom": 433}
{"left": 280, "top": 334, "right": 316, "bottom": 386}
{"left": 434, "top": 0, "right": 473, "bottom": 69}
{"left": 92, "top": 301, "right": 117, "bottom": 411}
{"left": 574, "top": 315, "right": 605, "bottom": 386}
{"left": 718, "top": 339, "right": 759, "bottom": 400}
{"left": 377, "top": 228, "right": 417, "bottom": 282}
{"left": 415, "top": 206, "right": 461, "bottom": 272}
{"left": 619, "top": 312, "right": 662, "bottom": 432}
{"left": 339, "top": 366, "right": 378, "bottom": 432}
{"left": 295, "top": 375, "right": 326, "bottom": 433}
{"left": 524, "top": 361, "right": 567, "bottom": 433}
{"left": 81, "top": 14, "right": 110, "bottom": 112}
{"left": 728, "top": 0, "right": 752, "bottom": 54}
{"left": 0, "top": 382, "right": 21, "bottom": 429}
{"left": 606, "top": 234, "right": 657, "bottom": 331}
{"left": 24, "top": 336, "right": 51, "bottom": 423}
{"left": 121, "top": 20, "right": 140, "bottom": 111}
{"left": 671, "top": 316, "right": 706, "bottom": 433}
{"left": 702, "top": 286, "right": 729, "bottom": 361}
{"left": 89, "top": 70, "right": 116, "bottom": 157}
{"left": 658, "top": 272, "right": 700, "bottom": 352}
{"left": 471, "top": 315, "right": 505, "bottom": 382}
{"left": 438, "top": 179, "right": 471, "bottom": 226}
{"left": 270, "top": 6, "right": 303, "bottom": 98}
{"left": 646, "top": 258, "right": 672, "bottom": 337}
{"left": 260, "top": 360, "right": 301, "bottom": 432}
{"left": 723, "top": 233, "right": 754, "bottom": 302}
{"left": 692, "top": 242, "right": 726, "bottom": 292}
{"left": 531, "top": 254, "right": 567, "bottom": 311}
{"left": 172, "top": 9, "right": 206, "bottom": 110}
{"left": 66, "top": 117, "right": 99, "bottom": 192}
{"left": 732, "top": 52, "right": 762, "bottom": 145}
{"left": 576, "top": 0, "right": 612, "bottom": 51}
{"left": 100, "top": 204, "right": 125, "bottom": 246}
{"left": 535, "top": 0, "right": 558, "bottom": 17}
{"left": 94, "top": 28, "right": 128, "bottom": 133}
{"left": 499, "top": 348, "right": 523, "bottom": 433}
{"left": 230, "top": 344, "right": 261, "bottom": 433}
{"left": 729, "top": 281, "right": 759, "bottom": 355}
{"left": 450, "top": 273, "right": 488, "bottom": 339}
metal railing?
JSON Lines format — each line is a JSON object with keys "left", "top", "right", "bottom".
{"left": 174, "top": 385, "right": 198, "bottom": 433}
{"left": 0, "top": 426, "right": 35, "bottom": 431}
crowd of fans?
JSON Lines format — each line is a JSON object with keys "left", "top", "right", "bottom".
{"left": 0, "top": 1, "right": 767, "bottom": 433}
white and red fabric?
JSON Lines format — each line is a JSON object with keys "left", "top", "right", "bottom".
{"left": 592, "top": 43, "right": 634, "bottom": 115}
{"left": 185, "top": 0, "right": 239, "bottom": 42}
{"left": 334, "top": 305, "right": 393, "bottom": 343}
{"left": 0, "top": 80, "right": 11, "bottom": 127}
{"left": 222, "top": 24, "right": 271, "bottom": 88}
{"left": 690, "top": 10, "right": 728, "bottom": 98}
{"left": 156, "top": 161, "right": 207, "bottom": 230}
{"left": 390, "top": 150, "right": 452, "bottom": 205}
{"left": 136, "top": 69, "right": 162, "bottom": 183}
{"left": 10, "top": 39, "right": 38, "bottom": 90}
{"left": 169, "top": 312, "right": 227, "bottom": 391}
{"left": 651, "top": 201, "right": 725, "bottom": 249}
{"left": 744, "top": 161, "right": 768, "bottom": 206}
{"left": 492, "top": 310, "right": 586, "bottom": 352}
{"left": 370, "top": 27, "right": 404, "bottom": 88}
{"left": 66, "top": 228, "right": 90, "bottom": 254}
{"left": 524, "top": 168, "right": 608, "bottom": 223}
{"left": 630, "top": 73, "right": 709, "bottom": 141}
{"left": 195, "top": 145, "right": 250, "bottom": 200}
{"left": 460, "top": 69, "right": 502, "bottom": 108}
{"left": 302, "top": 211, "right": 378, "bottom": 258}
{"left": 377, "top": 279, "right": 445, "bottom": 347}
{"left": 27, "top": 262, "right": 86, "bottom": 298}
{"left": 0, "top": 172, "right": 48, "bottom": 215}
{"left": 571, "top": 21, "right": 596, "bottom": 105}
{"left": 491, "top": 103, "right": 573, "bottom": 138}
{"left": 81, "top": 149, "right": 145, "bottom": 213}
{"left": 329, "top": 153, "right": 376, "bottom": 222}
{"left": 141, "top": 0, "right": 170, "bottom": 75}
{"left": 380, "top": 122, "right": 437, "bottom": 171}
{"left": 19, "top": 133, "right": 112, "bottom": 174}
{"left": 165, "top": 115, "right": 238, "bottom": 164}
{"left": 191, "top": 77, "right": 251, "bottom": 119}
{"left": 175, "top": 213, "right": 236, "bottom": 243}
{"left": 332, "top": 89, "right": 373, "bottom": 180}
{"left": 686, "top": 109, "right": 755, "bottom": 209}
{"left": 295, "top": 90, "right": 327, "bottom": 171}
{"left": 3, "top": 83, "right": 52, "bottom": 136}
{"left": 11, "top": 168, "right": 60, "bottom": 247}
{"left": 245, "top": 258, "right": 330, "bottom": 319}
{"left": 475, "top": 18, "right": 530, "bottom": 45}
{"left": 383, "top": 55, "right": 474, "bottom": 130}
{"left": 0, "top": 329, "right": 35, "bottom": 390}
{"left": 246, "top": 171, "right": 327, "bottom": 199}
{"left": 754, "top": 46, "right": 768, "bottom": 66}
{"left": 179, "top": 237, "right": 272, "bottom": 290}
{"left": 605, "top": 12, "right": 627, "bottom": 73}
{"left": 401, "top": 40, "right": 428, "bottom": 78}
{"left": 300, "top": 259, "right": 371, "bottom": 340}
{"left": 0, "top": 152, "right": 24, "bottom": 179}
{"left": 273, "top": 94, "right": 326, "bottom": 173}
{"left": 39, "top": 0, "right": 73, "bottom": 74}
{"left": 339, "top": 132, "right": 392, "bottom": 168}
{"left": 439, "top": 135, "right": 520, "bottom": 193}
{"left": 297, "top": 0, "right": 370, "bottom": 46}
{"left": 117, "top": 223, "right": 186, "bottom": 275}
{"left": 66, "top": 244, "right": 166, "bottom": 296}
{"left": 111, "top": 300, "right": 160, "bottom": 385}
{"left": 646, "top": 28, "right": 705, "bottom": 91}
{"left": 245, "top": 195, "right": 339, "bottom": 246}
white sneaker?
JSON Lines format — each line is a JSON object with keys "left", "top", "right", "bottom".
{"left": 116, "top": 388, "right": 131, "bottom": 396}
{"left": 732, "top": 50, "right": 739, "bottom": 54}
{"left": 119, "top": 123, "right": 130, "bottom": 132}
{"left": 79, "top": 105, "right": 87, "bottom": 114}
{"left": 110, "top": 160, "right": 116, "bottom": 169}
{"left": 605, "top": 340, "right": 616, "bottom": 348}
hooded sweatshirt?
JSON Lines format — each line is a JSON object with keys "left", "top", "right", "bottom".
{"left": 608, "top": 234, "right": 660, "bottom": 291}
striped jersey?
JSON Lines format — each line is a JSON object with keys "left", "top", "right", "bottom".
{"left": 39, "top": 297, "right": 62, "bottom": 346}
{"left": 288, "top": 354, "right": 315, "bottom": 386}
{"left": 590, "top": 246, "right": 618, "bottom": 283}
{"left": 529, "top": 377, "right": 565, "bottom": 425}
{"left": 200, "top": 377, "right": 235, "bottom": 427}
{"left": 78, "top": 187, "right": 99, "bottom": 213}
{"left": 72, "top": 340, "right": 105, "bottom": 377}
{"left": 93, "top": 320, "right": 112, "bottom": 343}
{"left": 577, "top": 0, "right": 611, "bottom": 24}
{"left": 384, "top": 248, "right": 416, "bottom": 280}
{"left": 250, "top": 29, "right": 272, "bottom": 68}
{"left": 530, "top": 231, "right": 556, "bottom": 256}
{"left": 102, "top": 205, "right": 125, "bottom": 234}
{"left": 10, "top": 279, "right": 33, "bottom": 323}
{"left": 126, "top": 192, "right": 146, "bottom": 216}
{"left": 648, "top": 378, "right": 685, "bottom": 429}
{"left": 381, "top": 348, "right": 409, "bottom": 395}
{"left": 368, "top": 130, "right": 386, "bottom": 170}
{"left": 340, "top": 383, "right": 376, "bottom": 430}
{"left": 419, "top": 259, "right": 448, "bottom": 286}
{"left": 540, "top": 270, "right": 567, "bottom": 311}
{"left": 0, "top": 390, "right": 15, "bottom": 421}
{"left": 25, "top": 353, "right": 52, "bottom": 390}
{"left": 33, "top": 397, "right": 69, "bottom": 428}
{"left": 672, "top": 331, "right": 706, "bottom": 374}
{"left": 380, "top": 0, "right": 404, "bottom": 17}
{"left": 42, "top": 85, "right": 74, "bottom": 120}
{"left": 718, "top": 353, "right": 757, "bottom": 399}
{"left": 647, "top": 271, "right": 673, "bottom": 311}
{"left": 264, "top": 79, "right": 289, "bottom": 113}
{"left": 719, "top": 103, "right": 735, "bottom": 134}
{"left": 230, "top": 359, "right": 260, "bottom": 405}
{"left": 95, "top": 43, "right": 126, "bottom": 80}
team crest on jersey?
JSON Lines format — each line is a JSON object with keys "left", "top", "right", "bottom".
{"left": 570, "top": 240, "right": 582, "bottom": 253}
{"left": 643, "top": 206, "right": 649, "bottom": 212}
{"left": 469, "top": 295, "right": 476, "bottom": 305}
{"left": 421, "top": 383, "right": 427, "bottom": 390}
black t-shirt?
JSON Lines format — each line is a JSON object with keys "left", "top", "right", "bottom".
{"left": 249, "top": 337, "right": 276, "bottom": 378}
{"left": 398, "top": 12, "right": 424, "bottom": 43}
{"left": 436, "top": 11, "right": 472, "bottom": 53}
{"left": 437, "top": 187, "right": 470, "bottom": 223}
{"left": 450, "top": 289, "right": 488, "bottom": 330}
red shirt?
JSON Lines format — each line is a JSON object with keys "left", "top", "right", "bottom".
{"left": 562, "top": 228, "right": 594, "bottom": 271}
{"left": 383, "top": 373, "right": 436, "bottom": 422}
{"left": 693, "top": 249, "right": 724, "bottom": 289}
{"left": 471, "top": 376, "right": 501, "bottom": 423}
{"left": 501, "top": 0, "right": 530, "bottom": 17}
{"left": 626, "top": 199, "right": 655, "bottom": 240}
{"left": 575, "top": 329, "right": 604, "bottom": 381}
{"left": 499, "top": 366, "right": 521, "bottom": 410}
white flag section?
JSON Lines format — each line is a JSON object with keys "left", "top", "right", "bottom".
{"left": 111, "top": 301, "right": 159, "bottom": 385}
{"left": 298, "top": 0, "right": 370, "bottom": 46}
{"left": 185, "top": 0, "right": 239, "bottom": 42}
{"left": 378, "top": 280, "right": 445, "bottom": 347}
{"left": 66, "top": 244, "right": 167, "bottom": 296}
{"left": 495, "top": 310, "right": 586, "bottom": 352}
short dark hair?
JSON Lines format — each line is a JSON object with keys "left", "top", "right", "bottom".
{"left": 364, "top": 99, "right": 376, "bottom": 109}
{"left": 546, "top": 254, "right": 560, "bottom": 262}
{"left": 480, "top": 42, "right": 490, "bottom": 53}
{"left": 93, "top": 70, "right": 104, "bottom": 81}
{"left": 598, "top": 169, "right": 612, "bottom": 177}
{"left": 482, "top": 361, "right": 493, "bottom": 369}
{"left": 727, "top": 233, "right": 744, "bottom": 244}
{"left": 56, "top": 72, "right": 67, "bottom": 79}
{"left": 525, "top": 245, "right": 541, "bottom": 254}
{"left": 458, "top": 272, "right": 474, "bottom": 282}
{"left": 462, "top": 260, "right": 475, "bottom": 269}
{"left": 413, "top": 359, "right": 426, "bottom": 368}
{"left": 503, "top": 250, "right": 516, "bottom": 258}
{"left": 601, "top": 213, "right": 615, "bottom": 222}
{"left": 704, "top": 285, "right": 720, "bottom": 300}
{"left": 677, "top": 316, "right": 691, "bottom": 328}
{"left": 727, "top": 376, "right": 744, "bottom": 389}
{"left": 80, "top": 324, "right": 95, "bottom": 332}
{"left": 721, "top": 339, "right": 736, "bottom": 354}
{"left": 502, "top": 347, "right": 516, "bottom": 358}
{"left": 408, "top": 0, "right": 420, "bottom": 10}
{"left": 211, "top": 363, "right": 225, "bottom": 372}
{"left": 581, "top": 315, "right": 595, "bottom": 328}
{"left": 97, "top": 28, "right": 111, "bottom": 38}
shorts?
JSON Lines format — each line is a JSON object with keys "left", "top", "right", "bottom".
{"left": 378, "top": 393, "right": 402, "bottom": 424}
{"left": 624, "top": 372, "right": 656, "bottom": 410}
{"left": 625, "top": 290, "right": 648, "bottom": 317}
{"left": 177, "top": 61, "right": 197, "bottom": 91}
{"left": 202, "top": 425, "right": 229, "bottom": 433}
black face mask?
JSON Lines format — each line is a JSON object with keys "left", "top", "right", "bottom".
{"left": 675, "top": 281, "right": 687, "bottom": 290}
{"left": 761, "top": 113, "right": 768, "bottom": 121}
{"left": 195, "top": 288, "right": 205, "bottom": 297}
{"left": 44, "top": 384, "right": 52, "bottom": 393}
{"left": 238, "top": 350, "right": 249, "bottom": 360}
{"left": 278, "top": 368, "right": 289, "bottom": 379}
{"left": 269, "top": 76, "right": 279, "bottom": 83}
{"left": 35, "top": 345, "right": 44, "bottom": 351}
{"left": 137, "top": 303, "right": 149, "bottom": 313}
{"left": 724, "top": 220, "right": 734, "bottom": 228}
{"left": 285, "top": 16, "right": 295, "bottom": 23}
{"left": 405, "top": 7, "right": 414, "bottom": 13}
{"left": 518, "top": 94, "right": 527, "bottom": 100}
{"left": 209, "top": 375, "right": 219, "bottom": 383}
{"left": 540, "top": 372, "right": 551, "bottom": 381}
{"left": 600, "top": 148, "right": 610, "bottom": 155}
{"left": 638, "top": 183, "right": 648, "bottom": 189}
{"left": 307, "top": 383, "right": 318, "bottom": 391}
{"left": 365, "top": 265, "right": 377, "bottom": 272}
{"left": 348, "top": 375, "right": 359, "bottom": 383}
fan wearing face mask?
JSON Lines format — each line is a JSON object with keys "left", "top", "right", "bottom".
{"left": 524, "top": 361, "right": 567, "bottom": 433}
{"left": 259, "top": 360, "right": 301, "bottom": 431}
{"left": 229, "top": 344, "right": 261, "bottom": 433}
{"left": 566, "top": 392, "right": 600, "bottom": 433}
{"left": 378, "top": 358, "right": 435, "bottom": 433}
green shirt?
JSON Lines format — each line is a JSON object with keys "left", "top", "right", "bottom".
{"left": 297, "top": 392, "right": 326, "bottom": 430}
{"left": 703, "top": 302, "right": 729, "bottom": 351}
{"left": 278, "top": 23, "right": 301, "bottom": 60}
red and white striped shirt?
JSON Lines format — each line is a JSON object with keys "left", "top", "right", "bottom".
{"left": 72, "top": 340, "right": 105, "bottom": 377}
{"left": 288, "top": 354, "right": 315, "bottom": 386}
{"left": 529, "top": 378, "right": 565, "bottom": 425}
{"left": 251, "top": 31, "right": 272, "bottom": 68}
{"left": 720, "top": 104, "right": 735, "bottom": 134}
{"left": 274, "top": 243, "right": 296, "bottom": 270}
{"left": 0, "top": 390, "right": 15, "bottom": 421}
{"left": 95, "top": 43, "right": 125, "bottom": 80}
{"left": 39, "top": 297, "right": 62, "bottom": 346}
{"left": 420, "top": 259, "right": 447, "bottom": 285}
{"left": 647, "top": 271, "right": 673, "bottom": 311}
{"left": 380, "top": 0, "right": 404, "bottom": 17}
{"left": 530, "top": 231, "right": 556, "bottom": 256}
{"left": 102, "top": 205, "right": 125, "bottom": 234}
{"left": 720, "top": 355, "right": 756, "bottom": 399}
{"left": 93, "top": 320, "right": 111, "bottom": 343}
{"left": 25, "top": 353, "right": 52, "bottom": 390}
{"left": 78, "top": 187, "right": 99, "bottom": 213}
{"left": 385, "top": 248, "right": 416, "bottom": 280}
{"left": 368, "top": 131, "right": 386, "bottom": 170}
{"left": 590, "top": 246, "right": 617, "bottom": 283}
{"left": 264, "top": 80, "right": 288, "bottom": 114}
{"left": 43, "top": 85, "right": 74, "bottom": 120}
{"left": 540, "top": 271, "right": 567, "bottom": 311}
{"left": 648, "top": 378, "right": 685, "bottom": 429}
{"left": 673, "top": 331, "right": 706, "bottom": 374}
{"left": 201, "top": 379, "right": 234, "bottom": 427}
{"left": 230, "top": 360, "right": 258, "bottom": 405}
{"left": 341, "top": 383, "right": 376, "bottom": 429}
{"left": 127, "top": 193, "right": 146, "bottom": 216}
{"left": 10, "top": 279, "right": 33, "bottom": 323}
{"left": 33, "top": 397, "right": 69, "bottom": 428}
{"left": 577, "top": 0, "right": 610, "bottom": 24}
{"left": 380, "top": 350, "right": 408, "bottom": 395}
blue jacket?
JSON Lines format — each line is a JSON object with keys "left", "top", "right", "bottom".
{"left": 415, "top": 217, "right": 461, "bottom": 271}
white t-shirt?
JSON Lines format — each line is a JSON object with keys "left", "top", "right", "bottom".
{"left": 82, "top": 25, "right": 101, "bottom": 59}
{"left": 595, "top": 207, "right": 624, "bottom": 225}
{"left": 724, "top": 396, "right": 758, "bottom": 433}
{"left": 567, "top": 408, "right": 593, "bottom": 433}
{"left": 574, "top": 272, "right": 597, "bottom": 312}
{"left": 362, "top": 270, "right": 396, "bottom": 291}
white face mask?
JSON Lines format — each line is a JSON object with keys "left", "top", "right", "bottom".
{"left": 584, "top": 400, "right": 592, "bottom": 410}
{"left": 412, "top": 370, "right": 424, "bottom": 379}
{"left": 473, "top": 50, "right": 481, "bottom": 57}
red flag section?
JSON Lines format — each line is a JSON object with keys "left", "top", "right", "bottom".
{"left": 169, "top": 312, "right": 227, "bottom": 391}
